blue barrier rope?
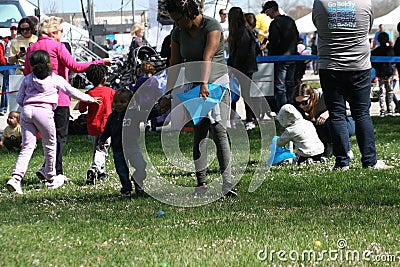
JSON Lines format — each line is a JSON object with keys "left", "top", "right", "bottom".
{"left": 0, "top": 65, "right": 22, "bottom": 71}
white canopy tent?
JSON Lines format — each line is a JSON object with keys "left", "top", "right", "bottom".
{"left": 202, "top": 0, "right": 234, "bottom": 19}
{"left": 295, "top": 12, "right": 316, "bottom": 34}
{"left": 372, "top": 6, "right": 400, "bottom": 30}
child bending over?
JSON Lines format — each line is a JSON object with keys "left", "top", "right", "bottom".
{"left": 99, "top": 89, "right": 147, "bottom": 197}
{"left": 78, "top": 64, "right": 115, "bottom": 184}
{"left": 277, "top": 104, "right": 325, "bottom": 164}
{"left": 6, "top": 50, "right": 100, "bottom": 194}
{"left": 0, "top": 111, "right": 22, "bottom": 151}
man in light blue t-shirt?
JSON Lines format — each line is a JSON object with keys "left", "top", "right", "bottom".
{"left": 373, "top": 24, "right": 393, "bottom": 48}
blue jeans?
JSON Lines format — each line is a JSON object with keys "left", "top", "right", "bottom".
{"left": 0, "top": 69, "right": 10, "bottom": 112}
{"left": 114, "top": 146, "right": 146, "bottom": 194}
{"left": 319, "top": 69, "right": 377, "bottom": 168}
{"left": 113, "top": 151, "right": 132, "bottom": 194}
{"left": 274, "top": 62, "right": 296, "bottom": 111}
{"left": 316, "top": 116, "right": 355, "bottom": 150}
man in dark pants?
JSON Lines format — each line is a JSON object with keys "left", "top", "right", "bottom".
{"left": 265, "top": 0, "right": 299, "bottom": 112}
{"left": 312, "top": 0, "right": 392, "bottom": 170}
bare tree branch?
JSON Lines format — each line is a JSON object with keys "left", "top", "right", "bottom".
{"left": 43, "top": 1, "right": 58, "bottom": 15}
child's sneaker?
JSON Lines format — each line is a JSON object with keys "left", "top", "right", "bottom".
{"left": 36, "top": 167, "right": 46, "bottom": 183}
{"left": 133, "top": 188, "right": 147, "bottom": 198}
{"left": 194, "top": 182, "right": 208, "bottom": 195}
{"left": 221, "top": 187, "right": 238, "bottom": 199}
{"left": 121, "top": 191, "right": 131, "bottom": 198}
{"left": 47, "top": 175, "right": 65, "bottom": 189}
{"left": 6, "top": 178, "right": 23, "bottom": 194}
{"left": 320, "top": 156, "right": 329, "bottom": 164}
{"left": 86, "top": 169, "right": 97, "bottom": 185}
{"left": 306, "top": 158, "right": 314, "bottom": 165}
{"left": 97, "top": 172, "right": 109, "bottom": 181}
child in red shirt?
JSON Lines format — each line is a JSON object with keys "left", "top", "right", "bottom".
{"left": 79, "top": 64, "right": 115, "bottom": 184}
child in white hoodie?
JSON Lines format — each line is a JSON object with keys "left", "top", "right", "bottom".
{"left": 277, "top": 104, "right": 325, "bottom": 164}
{"left": 6, "top": 50, "right": 100, "bottom": 194}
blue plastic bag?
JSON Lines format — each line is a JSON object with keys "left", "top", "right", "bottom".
{"left": 177, "top": 83, "right": 227, "bottom": 125}
{"left": 266, "top": 136, "right": 296, "bottom": 165}
{"left": 229, "top": 76, "right": 240, "bottom": 103}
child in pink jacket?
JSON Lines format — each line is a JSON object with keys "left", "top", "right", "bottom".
{"left": 7, "top": 50, "right": 100, "bottom": 194}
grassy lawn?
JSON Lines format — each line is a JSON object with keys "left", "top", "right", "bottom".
{"left": 0, "top": 116, "right": 399, "bottom": 266}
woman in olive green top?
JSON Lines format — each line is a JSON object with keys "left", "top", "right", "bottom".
{"left": 166, "top": 0, "right": 236, "bottom": 198}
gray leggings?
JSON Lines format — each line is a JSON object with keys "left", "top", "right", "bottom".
{"left": 193, "top": 118, "right": 232, "bottom": 192}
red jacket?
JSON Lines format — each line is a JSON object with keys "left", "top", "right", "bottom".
{"left": 78, "top": 86, "right": 115, "bottom": 136}
{"left": 0, "top": 42, "right": 6, "bottom": 65}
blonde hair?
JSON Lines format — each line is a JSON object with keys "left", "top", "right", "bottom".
{"left": 131, "top": 23, "right": 145, "bottom": 37}
{"left": 39, "top": 16, "right": 63, "bottom": 36}
{"left": 9, "top": 111, "right": 21, "bottom": 123}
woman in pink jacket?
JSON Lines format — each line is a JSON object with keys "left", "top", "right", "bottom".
{"left": 24, "top": 16, "right": 113, "bottom": 180}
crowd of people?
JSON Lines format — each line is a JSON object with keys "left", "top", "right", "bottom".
{"left": 0, "top": 0, "right": 397, "bottom": 197}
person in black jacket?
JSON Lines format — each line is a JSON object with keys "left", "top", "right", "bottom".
{"left": 371, "top": 32, "right": 396, "bottom": 116}
{"left": 227, "top": 7, "right": 259, "bottom": 130}
{"left": 99, "top": 89, "right": 147, "bottom": 197}
{"left": 264, "top": 0, "right": 299, "bottom": 112}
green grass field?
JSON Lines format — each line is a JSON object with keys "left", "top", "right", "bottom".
{"left": 0, "top": 116, "right": 399, "bottom": 266}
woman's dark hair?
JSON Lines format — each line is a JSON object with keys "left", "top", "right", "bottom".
{"left": 85, "top": 64, "right": 108, "bottom": 87}
{"left": 397, "top": 22, "right": 400, "bottom": 33}
{"left": 18, "top": 17, "right": 35, "bottom": 34}
{"left": 244, "top": 13, "right": 256, "bottom": 29}
{"left": 228, "top": 7, "right": 254, "bottom": 55}
{"left": 377, "top": 32, "right": 390, "bottom": 47}
{"left": 29, "top": 50, "right": 52, "bottom": 80}
{"left": 166, "top": 0, "right": 199, "bottom": 20}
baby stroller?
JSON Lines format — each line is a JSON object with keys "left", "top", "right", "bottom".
{"left": 129, "top": 45, "right": 167, "bottom": 82}
{"left": 129, "top": 70, "right": 171, "bottom": 132}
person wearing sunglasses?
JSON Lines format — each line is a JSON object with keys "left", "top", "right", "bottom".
{"left": 7, "top": 17, "right": 38, "bottom": 74}
{"left": 293, "top": 83, "right": 355, "bottom": 160}
{"left": 219, "top": 9, "right": 229, "bottom": 58}
{"left": 0, "top": 22, "right": 20, "bottom": 116}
